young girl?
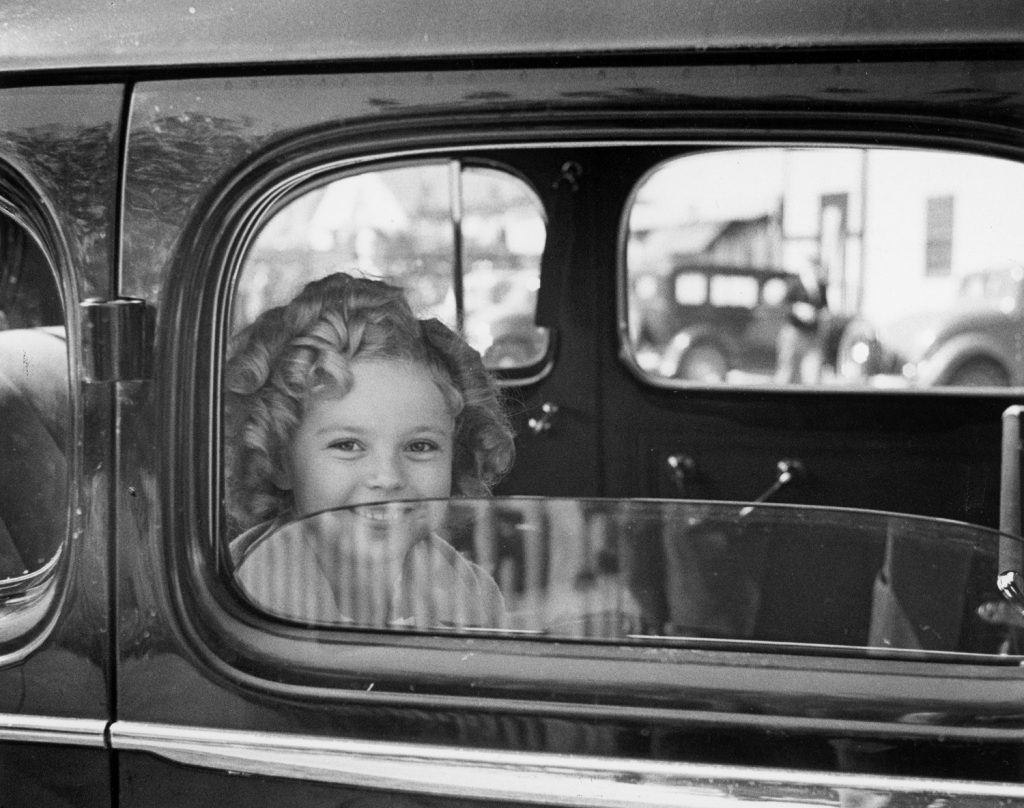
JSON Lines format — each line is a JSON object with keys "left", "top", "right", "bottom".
{"left": 224, "top": 272, "right": 515, "bottom": 629}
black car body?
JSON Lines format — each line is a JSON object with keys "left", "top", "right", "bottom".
{"left": 3, "top": 3, "right": 1024, "bottom": 807}
{"left": 634, "top": 263, "right": 799, "bottom": 382}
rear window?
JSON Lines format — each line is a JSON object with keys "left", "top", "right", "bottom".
{"left": 237, "top": 160, "right": 549, "bottom": 377}
{"left": 624, "top": 146, "right": 1024, "bottom": 390}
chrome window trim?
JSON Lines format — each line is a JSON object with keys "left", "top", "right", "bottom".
{"left": 110, "top": 720, "right": 1024, "bottom": 807}
{"left": 0, "top": 714, "right": 107, "bottom": 747}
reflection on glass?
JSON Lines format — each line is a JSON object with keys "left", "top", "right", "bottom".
{"left": 233, "top": 501, "right": 504, "bottom": 629}
{"left": 0, "top": 215, "right": 68, "bottom": 587}
{"left": 626, "top": 147, "right": 1024, "bottom": 391}
{"left": 237, "top": 160, "right": 548, "bottom": 373}
{"left": 461, "top": 166, "right": 548, "bottom": 369}
{"left": 233, "top": 497, "right": 1023, "bottom": 661}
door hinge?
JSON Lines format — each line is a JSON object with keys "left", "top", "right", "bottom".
{"left": 80, "top": 297, "right": 153, "bottom": 382}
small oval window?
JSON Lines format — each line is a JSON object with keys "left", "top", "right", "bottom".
{"left": 626, "top": 147, "right": 1024, "bottom": 391}
{"left": 235, "top": 160, "right": 548, "bottom": 374}
{"left": 0, "top": 214, "right": 68, "bottom": 594}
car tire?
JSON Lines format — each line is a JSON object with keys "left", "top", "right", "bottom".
{"left": 946, "top": 357, "right": 1010, "bottom": 387}
{"left": 835, "top": 317, "right": 881, "bottom": 381}
{"left": 679, "top": 343, "right": 729, "bottom": 382}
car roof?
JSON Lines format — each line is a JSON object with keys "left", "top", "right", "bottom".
{"left": 3, "top": 0, "right": 1023, "bottom": 76}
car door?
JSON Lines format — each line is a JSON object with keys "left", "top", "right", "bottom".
{"left": 0, "top": 84, "right": 122, "bottom": 806}
{"left": 107, "top": 32, "right": 1024, "bottom": 808}
{"left": 109, "top": 70, "right": 608, "bottom": 808}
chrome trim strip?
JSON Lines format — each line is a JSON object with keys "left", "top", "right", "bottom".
{"left": 0, "top": 714, "right": 108, "bottom": 747}
{"left": 111, "top": 721, "right": 1024, "bottom": 806}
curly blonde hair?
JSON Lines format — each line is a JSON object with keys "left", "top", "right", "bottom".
{"left": 224, "top": 273, "right": 515, "bottom": 530}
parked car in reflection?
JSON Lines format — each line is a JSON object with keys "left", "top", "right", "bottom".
{"left": 631, "top": 263, "right": 794, "bottom": 381}
{"left": 460, "top": 267, "right": 550, "bottom": 371}
{"left": 840, "top": 262, "right": 1024, "bottom": 388}
{"left": 633, "top": 263, "right": 852, "bottom": 383}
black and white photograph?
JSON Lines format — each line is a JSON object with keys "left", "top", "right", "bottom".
{"left": 2, "top": 2, "right": 1024, "bottom": 805}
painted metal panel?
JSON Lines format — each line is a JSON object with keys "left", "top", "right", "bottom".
{"left": 0, "top": 83, "right": 122, "bottom": 807}
{"left": 0, "top": 0, "right": 1022, "bottom": 75}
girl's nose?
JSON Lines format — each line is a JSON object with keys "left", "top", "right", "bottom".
{"left": 366, "top": 453, "right": 404, "bottom": 492}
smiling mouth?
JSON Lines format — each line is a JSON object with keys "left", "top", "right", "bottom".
{"left": 354, "top": 503, "right": 425, "bottom": 523}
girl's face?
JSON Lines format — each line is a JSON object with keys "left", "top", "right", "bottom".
{"left": 278, "top": 359, "right": 455, "bottom": 518}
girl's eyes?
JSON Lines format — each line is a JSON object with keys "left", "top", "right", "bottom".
{"left": 327, "top": 439, "right": 362, "bottom": 452}
{"left": 325, "top": 439, "right": 442, "bottom": 454}
{"left": 406, "top": 440, "right": 440, "bottom": 454}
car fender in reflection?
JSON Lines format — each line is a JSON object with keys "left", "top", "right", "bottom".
{"left": 658, "top": 327, "right": 736, "bottom": 382}
{"left": 914, "top": 330, "right": 1014, "bottom": 387}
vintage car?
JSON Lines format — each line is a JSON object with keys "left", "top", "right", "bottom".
{"left": 632, "top": 262, "right": 853, "bottom": 384}
{"left": 4, "top": 2, "right": 1024, "bottom": 807}
{"left": 840, "top": 263, "right": 1024, "bottom": 388}
{"left": 631, "top": 263, "right": 796, "bottom": 382}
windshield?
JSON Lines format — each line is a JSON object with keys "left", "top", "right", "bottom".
{"left": 230, "top": 497, "right": 1022, "bottom": 663}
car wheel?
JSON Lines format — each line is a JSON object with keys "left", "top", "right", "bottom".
{"left": 679, "top": 343, "right": 729, "bottom": 382}
{"left": 835, "top": 317, "right": 881, "bottom": 381}
{"left": 946, "top": 357, "right": 1010, "bottom": 387}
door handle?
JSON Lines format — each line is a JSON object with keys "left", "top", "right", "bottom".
{"left": 740, "top": 459, "right": 806, "bottom": 517}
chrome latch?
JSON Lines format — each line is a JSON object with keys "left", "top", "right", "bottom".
{"left": 80, "top": 297, "right": 153, "bottom": 382}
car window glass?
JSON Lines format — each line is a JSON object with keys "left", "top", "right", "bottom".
{"left": 230, "top": 497, "right": 1020, "bottom": 663}
{"left": 708, "top": 274, "right": 757, "bottom": 308}
{"left": 235, "top": 161, "right": 548, "bottom": 372}
{"left": 625, "top": 147, "right": 1024, "bottom": 390}
{"left": 762, "top": 277, "right": 788, "bottom": 307}
{"left": 0, "top": 214, "right": 68, "bottom": 596}
{"left": 674, "top": 272, "right": 706, "bottom": 305}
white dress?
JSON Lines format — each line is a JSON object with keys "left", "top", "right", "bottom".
{"left": 231, "top": 513, "right": 506, "bottom": 629}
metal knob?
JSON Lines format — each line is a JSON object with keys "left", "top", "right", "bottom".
{"left": 528, "top": 402, "right": 559, "bottom": 435}
{"left": 666, "top": 453, "right": 696, "bottom": 496}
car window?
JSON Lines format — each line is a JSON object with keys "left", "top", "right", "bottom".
{"left": 235, "top": 160, "right": 548, "bottom": 375}
{"left": 625, "top": 147, "right": 1024, "bottom": 390}
{"left": 230, "top": 496, "right": 1020, "bottom": 663}
{"left": 708, "top": 274, "right": 758, "bottom": 308}
{"left": 0, "top": 212, "right": 68, "bottom": 620}
{"left": 673, "top": 272, "right": 706, "bottom": 306}
{"left": 215, "top": 147, "right": 1024, "bottom": 666}
{"left": 960, "top": 265, "right": 1022, "bottom": 312}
